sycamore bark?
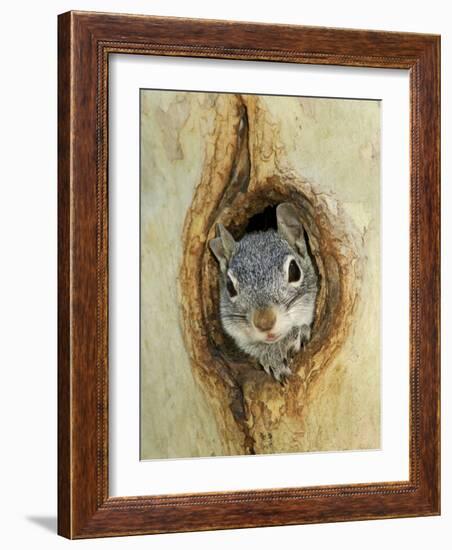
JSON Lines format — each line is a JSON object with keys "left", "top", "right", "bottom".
{"left": 140, "top": 91, "right": 380, "bottom": 458}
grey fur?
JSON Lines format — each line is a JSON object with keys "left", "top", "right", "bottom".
{"left": 210, "top": 204, "right": 318, "bottom": 383}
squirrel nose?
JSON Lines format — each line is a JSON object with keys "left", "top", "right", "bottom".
{"left": 253, "top": 308, "right": 276, "bottom": 332}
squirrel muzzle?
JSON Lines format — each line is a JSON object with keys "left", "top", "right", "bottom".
{"left": 252, "top": 308, "right": 276, "bottom": 332}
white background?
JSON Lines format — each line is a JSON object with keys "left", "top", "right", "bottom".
{"left": 0, "top": 1, "right": 449, "bottom": 548}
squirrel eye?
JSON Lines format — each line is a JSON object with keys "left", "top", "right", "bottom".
{"left": 288, "top": 259, "right": 301, "bottom": 283}
{"left": 226, "top": 274, "right": 238, "bottom": 298}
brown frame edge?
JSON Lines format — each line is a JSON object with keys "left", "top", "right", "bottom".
{"left": 57, "top": 10, "right": 440, "bottom": 539}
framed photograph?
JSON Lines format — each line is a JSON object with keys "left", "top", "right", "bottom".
{"left": 58, "top": 11, "right": 440, "bottom": 538}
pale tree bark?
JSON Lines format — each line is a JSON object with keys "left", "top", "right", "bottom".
{"left": 141, "top": 90, "right": 380, "bottom": 458}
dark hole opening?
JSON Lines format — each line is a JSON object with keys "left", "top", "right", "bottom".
{"left": 243, "top": 205, "right": 278, "bottom": 233}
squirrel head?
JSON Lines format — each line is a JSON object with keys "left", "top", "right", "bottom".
{"left": 209, "top": 203, "right": 317, "bottom": 350}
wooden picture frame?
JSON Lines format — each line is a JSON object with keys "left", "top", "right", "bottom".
{"left": 58, "top": 11, "right": 440, "bottom": 539}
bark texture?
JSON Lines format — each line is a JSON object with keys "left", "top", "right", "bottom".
{"left": 141, "top": 91, "right": 380, "bottom": 458}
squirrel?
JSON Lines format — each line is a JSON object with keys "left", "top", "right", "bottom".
{"left": 209, "top": 202, "right": 318, "bottom": 383}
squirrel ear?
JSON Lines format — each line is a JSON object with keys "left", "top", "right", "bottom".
{"left": 277, "top": 203, "right": 308, "bottom": 257}
{"left": 209, "top": 224, "right": 237, "bottom": 270}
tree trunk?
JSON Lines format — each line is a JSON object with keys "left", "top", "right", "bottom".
{"left": 141, "top": 90, "right": 380, "bottom": 458}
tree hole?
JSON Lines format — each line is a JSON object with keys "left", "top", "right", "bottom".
{"left": 180, "top": 176, "right": 358, "bottom": 392}
{"left": 243, "top": 205, "right": 278, "bottom": 233}
{"left": 203, "top": 191, "right": 332, "bottom": 381}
